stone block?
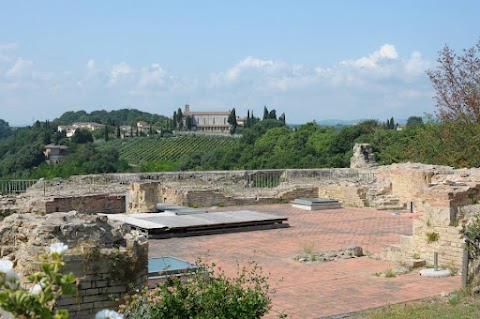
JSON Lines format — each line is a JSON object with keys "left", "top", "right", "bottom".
{"left": 404, "top": 258, "right": 426, "bottom": 268}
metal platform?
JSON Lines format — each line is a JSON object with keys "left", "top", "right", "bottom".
{"left": 155, "top": 203, "right": 207, "bottom": 215}
{"left": 292, "top": 198, "right": 342, "bottom": 210}
{"left": 105, "top": 210, "right": 289, "bottom": 238}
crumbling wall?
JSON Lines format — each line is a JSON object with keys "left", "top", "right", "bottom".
{"left": 376, "top": 165, "right": 434, "bottom": 208}
{"left": 317, "top": 182, "right": 368, "bottom": 207}
{"left": 127, "top": 180, "right": 319, "bottom": 211}
{"left": 127, "top": 181, "right": 163, "bottom": 213}
{"left": 408, "top": 184, "right": 480, "bottom": 271}
{"left": 30, "top": 194, "right": 126, "bottom": 214}
{"left": 0, "top": 212, "right": 148, "bottom": 319}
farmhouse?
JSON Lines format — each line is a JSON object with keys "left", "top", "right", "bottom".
{"left": 182, "top": 104, "right": 231, "bottom": 132}
{"left": 44, "top": 144, "right": 68, "bottom": 164}
{"left": 57, "top": 122, "right": 104, "bottom": 137}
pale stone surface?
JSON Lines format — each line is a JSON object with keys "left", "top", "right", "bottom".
{"left": 419, "top": 268, "right": 451, "bottom": 277}
{"left": 350, "top": 143, "right": 377, "bottom": 168}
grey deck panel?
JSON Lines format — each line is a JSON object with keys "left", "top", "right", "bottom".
{"left": 138, "top": 210, "right": 286, "bottom": 229}
{"left": 105, "top": 210, "right": 287, "bottom": 231}
{"left": 292, "top": 198, "right": 339, "bottom": 205}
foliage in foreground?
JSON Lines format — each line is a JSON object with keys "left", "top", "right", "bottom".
{"left": 119, "top": 261, "right": 273, "bottom": 319}
{"left": 0, "top": 243, "right": 123, "bottom": 319}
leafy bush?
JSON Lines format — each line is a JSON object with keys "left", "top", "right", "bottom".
{"left": 120, "top": 261, "right": 272, "bottom": 319}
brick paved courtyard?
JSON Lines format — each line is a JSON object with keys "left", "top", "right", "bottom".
{"left": 149, "top": 204, "right": 460, "bottom": 318}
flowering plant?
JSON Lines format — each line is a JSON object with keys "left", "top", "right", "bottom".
{"left": 0, "top": 243, "right": 76, "bottom": 319}
{"left": 0, "top": 242, "right": 123, "bottom": 319}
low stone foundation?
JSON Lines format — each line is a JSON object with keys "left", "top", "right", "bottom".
{"left": 29, "top": 194, "right": 126, "bottom": 214}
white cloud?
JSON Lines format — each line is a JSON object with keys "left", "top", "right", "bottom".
{"left": 404, "top": 51, "right": 430, "bottom": 77}
{"left": 4, "top": 58, "right": 33, "bottom": 78}
{"left": 341, "top": 44, "right": 398, "bottom": 69}
{"left": 108, "top": 62, "right": 133, "bottom": 86}
{"left": 213, "top": 57, "right": 287, "bottom": 84}
{"left": 0, "top": 43, "right": 18, "bottom": 51}
{"left": 0, "top": 43, "right": 19, "bottom": 64}
{"left": 138, "top": 63, "right": 167, "bottom": 88}
{"left": 86, "top": 59, "right": 96, "bottom": 72}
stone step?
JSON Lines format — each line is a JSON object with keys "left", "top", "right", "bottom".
{"left": 404, "top": 258, "right": 426, "bottom": 268}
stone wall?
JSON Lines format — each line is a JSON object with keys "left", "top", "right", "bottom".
{"left": 0, "top": 212, "right": 148, "bottom": 319}
{"left": 408, "top": 184, "right": 480, "bottom": 271}
{"left": 376, "top": 165, "right": 435, "bottom": 209}
{"left": 29, "top": 194, "right": 126, "bottom": 214}
{"left": 126, "top": 180, "right": 319, "bottom": 212}
{"left": 317, "top": 182, "right": 368, "bottom": 207}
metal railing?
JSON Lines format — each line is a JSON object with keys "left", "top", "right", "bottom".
{"left": 0, "top": 180, "right": 39, "bottom": 195}
{"left": 0, "top": 169, "right": 377, "bottom": 196}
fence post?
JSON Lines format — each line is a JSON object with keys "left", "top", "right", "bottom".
{"left": 462, "top": 241, "right": 469, "bottom": 288}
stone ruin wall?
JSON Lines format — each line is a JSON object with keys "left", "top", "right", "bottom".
{"left": 127, "top": 180, "right": 318, "bottom": 213}
{"left": 29, "top": 194, "right": 126, "bottom": 214}
{"left": 408, "top": 184, "right": 480, "bottom": 271}
{"left": 0, "top": 212, "right": 148, "bottom": 319}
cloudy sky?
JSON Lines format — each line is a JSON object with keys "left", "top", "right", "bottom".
{"left": 0, "top": 1, "right": 479, "bottom": 125}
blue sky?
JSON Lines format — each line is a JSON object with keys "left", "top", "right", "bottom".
{"left": 0, "top": 1, "right": 479, "bottom": 125}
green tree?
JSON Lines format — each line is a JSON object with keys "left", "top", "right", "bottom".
{"left": 177, "top": 108, "right": 184, "bottom": 130}
{"left": 228, "top": 108, "right": 237, "bottom": 126}
{"left": 172, "top": 111, "right": 177, "bottom": 129}
{"left": 246, "top": 110, "right": 251, "bottom": 128}
{"left": 185, "top": 115, "right": 193, "bottom": 130}
{"left": 268, "top": 110, "right": 277, "bottom": 120}
{"left": 72, "top": 129, "right": 93, "bottom": 144}
{"left": 263, "top": 106, "right": 269, "bottom": 120}
{"left": 406, "top": 116, "right": 424, "bottom": 129}
{"left": 104, "top": 125, "right": 109, "bottom": 142}
{"left": 0, "top": 119, "right": 12, "bottom": 141}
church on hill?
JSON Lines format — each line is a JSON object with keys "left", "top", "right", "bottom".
{"left": 182, "top": 104, "right": 231, "bottom": 132}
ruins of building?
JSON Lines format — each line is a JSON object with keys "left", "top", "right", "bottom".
{"left": 3, "top": 162, "right": 480, "bottom": 290}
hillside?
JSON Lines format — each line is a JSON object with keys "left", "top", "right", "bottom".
{"left": 116, "top": 135, "right": 240, "bottom": 164}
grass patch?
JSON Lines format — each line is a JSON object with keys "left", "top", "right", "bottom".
{"left": 354, "top": 293, "right": 480, "bottom": 319}
{"left": 384, "top": 267, "right": 396, "bottom": 278}
{"left": 302, "top": 239, "right": 317, "bottom": 255}
{"left": 426, "top": 231, "right": 439, "bottom": 243}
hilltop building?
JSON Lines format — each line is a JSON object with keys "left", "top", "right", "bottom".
{"left": 182, "top": 104, "right": 231, "bottom": 132}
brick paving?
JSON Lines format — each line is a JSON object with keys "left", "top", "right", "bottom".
{"left": 148, "top": 204, "right": 460, "bottom": 319}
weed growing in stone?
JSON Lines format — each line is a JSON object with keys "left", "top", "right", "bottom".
{"left": 384, "top": 267, "right": 396, "bottom": 278}
{"left": 302, "top": 239, "right": 317, "bottom": 255}
{"left": 426, "top": 231, "right": 439, "bottom": 243}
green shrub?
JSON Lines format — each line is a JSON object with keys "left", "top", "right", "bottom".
{"left": 426, "top": 231, "right": 439, "bottom": 243}
{"left": 120, "top": 261, "right": 273, "bottom": 319}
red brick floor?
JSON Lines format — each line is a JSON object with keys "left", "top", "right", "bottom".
{"left": 148, "top": 204, "right": 460, "bottom": 319}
